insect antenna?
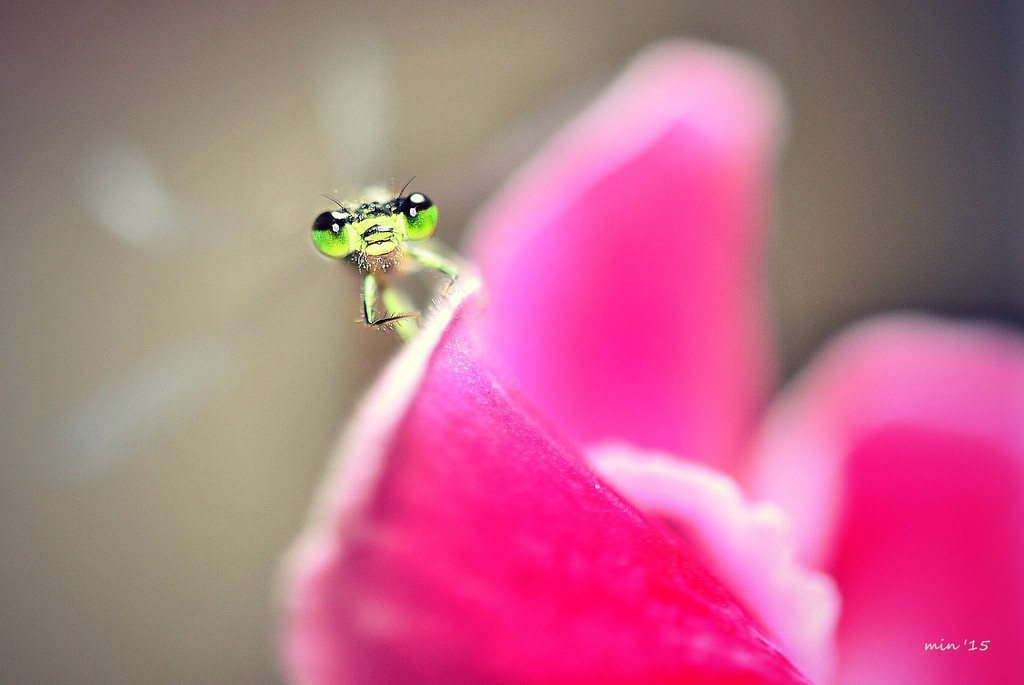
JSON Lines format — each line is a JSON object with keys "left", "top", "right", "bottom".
{"left": 321, "top": 194, "right": 345, "bottom": 209}
{"left": 396, "top": 176, "right": 417, "bottom": 199}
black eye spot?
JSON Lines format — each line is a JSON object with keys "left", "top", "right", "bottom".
{"left": 399, "top": 192, "right": 432, "bottom": 219}
{"left": 312, "top": 211, "right": 347, "bottom": 234}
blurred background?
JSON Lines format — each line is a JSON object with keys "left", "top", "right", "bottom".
{"left": 0, "top": 1, "right": 1017, "bottom": 683}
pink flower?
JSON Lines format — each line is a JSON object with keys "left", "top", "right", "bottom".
{"left": 281, "top": 42, "right": 1024, "bottom": 684}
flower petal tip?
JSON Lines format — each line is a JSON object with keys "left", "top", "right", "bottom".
{"left": 613, "top": 39, "right": 789, "bottom": 152}
{"left": 467, "top": 40, "right": 787, "bottom": 469}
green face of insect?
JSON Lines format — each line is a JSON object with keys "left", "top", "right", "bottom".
{"left": 311, "top": 193, "right": 437, "bottom": 260}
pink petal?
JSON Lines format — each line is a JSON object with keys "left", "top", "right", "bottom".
{"left": 467, "top": 41, "right": 785, "bottom": 470}
{"left": 588, "top": 445, "right": 840, "bottom": 684}
{"left": 283, "top": 293, "right": 811, "bottom": 684}
{"left": 747, "top": 315, "right": 1024, "bottom": 684}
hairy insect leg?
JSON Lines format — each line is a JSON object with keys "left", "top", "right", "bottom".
{"left": 362, "top": 273, "right": 418, "bottom": 332}
{"left": 407, "top": 244, "right": 460, "bottom": 294}
{"left": 380, "top": 287, "right": 419, "bottom": 341}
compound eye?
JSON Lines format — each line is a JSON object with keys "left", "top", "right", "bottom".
{"left": 399, "top": 192, "right": 437, "bottom": 240}
{"left": 311, "top": 210, "right": 355, "bottom": 258}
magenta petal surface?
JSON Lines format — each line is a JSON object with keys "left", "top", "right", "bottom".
{"left": 284, "top": 297, "right": 811, "bottom": 685}
{"left": 468, "top": 42, "right": 784, "bottom": 469}
{"left": 748, "top": 316, "right": 1024, "bottom": 684}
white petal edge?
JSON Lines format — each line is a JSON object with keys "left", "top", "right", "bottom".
{"left": 588, "top": 444, "right": 840, "bottom": 685}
